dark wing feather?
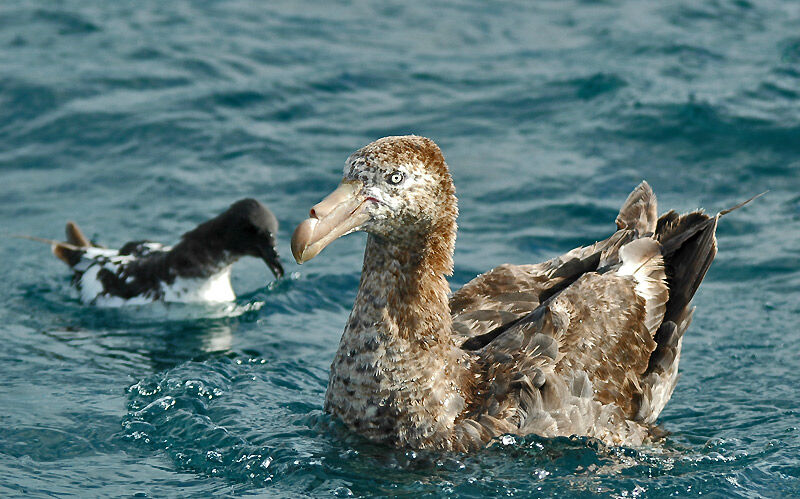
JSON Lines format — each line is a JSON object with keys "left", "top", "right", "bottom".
{"left": 455, "top": 304, "right": 568, "bottom": 448}
{"left": 629, "top": 193, "right": 760, "bottom": 423}
{"left": 656, "top": 210, "right": 717, "bottom": 324}
{"left": 634, "top": 208, "right": 722, "bottom": 422}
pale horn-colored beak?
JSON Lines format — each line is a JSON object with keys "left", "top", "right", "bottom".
{"left": 291, "top": 180, "right": 371, "bottom": 264}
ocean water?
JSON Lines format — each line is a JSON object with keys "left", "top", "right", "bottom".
{"left": 1, "top": 0, "right": 799, "bottom": 496}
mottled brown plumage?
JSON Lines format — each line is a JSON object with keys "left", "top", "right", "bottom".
{"left": 291, "top": 135, "right": 748, "bottom": 451}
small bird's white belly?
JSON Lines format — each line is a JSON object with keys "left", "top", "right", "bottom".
{"left": 78, "top": 263, "right": 235, "bottom": 307}
{"left": 162, "top": 267, "right": 235, "bottom": 303}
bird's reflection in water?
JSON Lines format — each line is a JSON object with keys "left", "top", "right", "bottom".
{"left": 198, "top": 322, "right": 233, "bottom": 354}
{"left": 145, "top": 319, "right": 235, "bottom": 371}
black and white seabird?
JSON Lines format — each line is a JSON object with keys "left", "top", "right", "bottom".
{"left": 39, "top": 198, "right": 284, "bottom": 306}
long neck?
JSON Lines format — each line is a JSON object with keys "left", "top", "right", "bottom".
{"left": 325, "top": 215, "right": 467, "bottom": 449}
{"left": 355, "top": 229, "right": 454, "bottom": 347}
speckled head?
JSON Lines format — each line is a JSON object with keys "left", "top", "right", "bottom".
{"left": 292, "top": 135, "right": 458, "bottom": 264}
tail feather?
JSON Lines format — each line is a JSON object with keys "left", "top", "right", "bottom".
{"left": 56, "top": 221, "right": 94, "bottom": 266}
{"left": 52, "top": 243, "right": 84, "bottom": 267}
{"left": 65, "top": 221, "right": 92, "bottom": 247}
{"left": 12, "top": 224, "right": 90, "bottom": 267}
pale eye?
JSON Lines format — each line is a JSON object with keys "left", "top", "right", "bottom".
{"left": 387, "top": 171, "right": 404, "bottom": 185}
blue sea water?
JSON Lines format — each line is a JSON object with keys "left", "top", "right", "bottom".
{"left": 1, "top": 0, "right": 799, "bottom": 496}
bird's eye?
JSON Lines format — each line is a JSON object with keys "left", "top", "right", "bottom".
{"left": 387, "top": 171, "right": 404, "bottom": 185}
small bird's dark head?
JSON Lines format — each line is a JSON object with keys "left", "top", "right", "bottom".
{"left": 216, "top": 198, "right": 284, "bottom": 278}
